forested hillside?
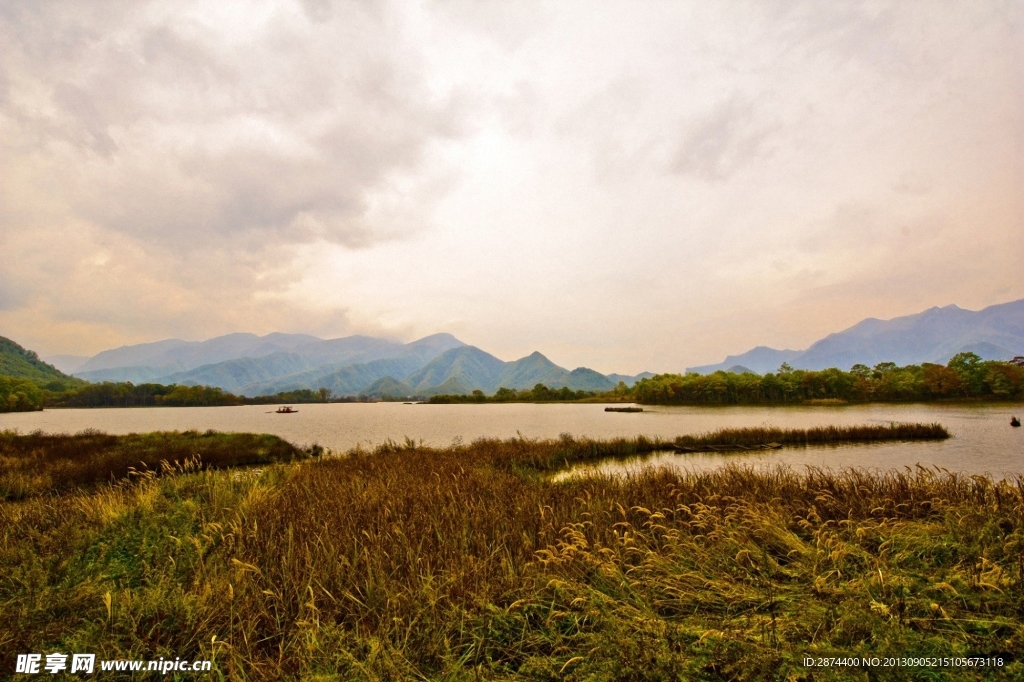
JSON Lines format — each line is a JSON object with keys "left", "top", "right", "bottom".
{"left": 1, "top": 336, "right": 84, "bottom": 411}
{"left": 0, "top": 335, "right": 76, "bottom": 385}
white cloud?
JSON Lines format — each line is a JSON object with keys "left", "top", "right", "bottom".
{"left": 0, "top": 0, "right": 1020, "bottom": 372}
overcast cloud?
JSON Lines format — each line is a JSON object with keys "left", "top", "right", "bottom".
{"left": 1, "top": 0, "right": 1021, "bottom": 372}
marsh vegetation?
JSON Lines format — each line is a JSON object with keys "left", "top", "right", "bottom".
{"left": 3, "top": 424, "right": 1020, "bottom": 679}
{"left": 0, "top": 430, "right": 307, "bottom": 500}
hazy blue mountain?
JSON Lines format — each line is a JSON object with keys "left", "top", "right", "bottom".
{"left": 394, "top": 333, "right": 467, "bottom": 363}
{"left": 688, "top": 299, "right": 1024, "bottom": 374}
{"left": 419, "top": 376, "right": 471, "bottom": 397}
{"left": 405, "top": 346, "right": 506, "bottom": 394}
{"left": 563, "top": 367, "right": 617, "bottom": 391}
{"left": 244, "top": 347, "right": 629, "bottom": 397}
{"left": 76, "top": 333, "right": 320, "bottom": 376}
{"left": 287, "top": 335, "right": 404, "bottom": 365}
{"left": 239, "top": 362, "right": 360, "bottom": 396}
{"left": 485, "top": 352, "right": 614, "bottom": 392}
{"left": 494, "top": 352, "right": 570, "bottom": 390}
{"left": 279, "top": 332, "right": 462, "bottom": 369}
{"left": 75, "top": 366, "right": 173, "bottom": 383}
{"left": 159, "top": 352, "right": 321, "bottom": 393}
{"left": 688, "top": 347, "right": 803, "bottom": 375}
{"left": 236, "top": 335, "right": 467, "bottom": 396}
{"left": 796, "top": 300, "right": 1024, "bottom": 369}
{"left": 77, "top": 338, "right": 192, "bottom": 373}
{"left": 934, "top": 342, "right": 1017, "bottom": 364}
{"left": 249, "top": 355, "right": 430, "bottom": 397}
{"left": 69, "top": 329, "right": 651, "bottom": 397}
{"left": 41, "top": 354, "right": 90, "bottom": 374}
{"left": 74, "top": 332, "right": 466, "bottom": 387}
{"left": 398, "top": 349, "right": 620, "bottom": 395}
{"left": 606, "top": 372, "right": 656, "bottom": 387}
{"left": 164, "top": 332, "right": 322, "bottom": 370}
{"left": 360, "top": 376, "right": 415, "bottom": 398}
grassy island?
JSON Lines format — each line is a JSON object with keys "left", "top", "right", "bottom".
{"left": 2, "top": 425, "right": 1021, "bottom": 680}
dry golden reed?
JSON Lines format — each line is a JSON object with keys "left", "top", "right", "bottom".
{"left": 2, "top": 424, "right": 1020, "bottom": 681}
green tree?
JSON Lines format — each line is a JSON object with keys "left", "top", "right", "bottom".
{"left": 947, "top": 352, "right": 985, "bottom": 396}
{"left": 850, "top": 364, "right": 871, "bottom": 378}
{"left": 872, "top": 362, "right": 897, "bottom": 378}
{"left": 947, "top": 351, "right": 982, "bottom": 373}
{"left": 493, "top": 387, "right": 517, "bottom": 402}
{"left": 921, "top": 363, "right": 963, "bottom": 397}
{"left": 983, "top": 364, "right": 1020, "bottom": 399}
{"left": 0, "top": 376, "right": 44, "bottom": 412}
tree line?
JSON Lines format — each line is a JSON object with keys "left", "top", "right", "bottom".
{"left": 0, "top": 380, "right": 339, "bottom": 413}
{"left": 630, "top": 353, "right": 1024, "bottom": 405}
{"left": 427, "top": 384, "right": 599, "bottom": 404}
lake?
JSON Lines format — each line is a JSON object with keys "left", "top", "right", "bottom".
{"left": 1, "top": 402, "right": 1022, "bottom": 477}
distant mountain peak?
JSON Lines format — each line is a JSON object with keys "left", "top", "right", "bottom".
{"left": 411, "top": 332, "right": 463, "bottom": 343}
{"left": 688, "top": 298, "right": 1024, "bottom": 374}
{"left": 521, "top": 351, "right": 556, "bottom": 364}
{"left": 403, "top": 333, "right": 467, "bottom": 353}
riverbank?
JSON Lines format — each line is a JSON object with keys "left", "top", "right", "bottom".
{"left": 2, "top": 426, "right": 1020, "bottom": 679}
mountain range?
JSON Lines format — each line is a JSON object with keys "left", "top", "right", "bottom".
{"left": 51, "top": 332, "right": 652, "bottom": 397}
{"left": 25, "top": 297, "right": 1024, "bottom": 394}
{"left": 688, "top": 299, "right": 1024, "bottom": 374}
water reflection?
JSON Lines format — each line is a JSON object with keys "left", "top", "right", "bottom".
{"left": 1, "top": 401, "right": 1021, "bottom": 476}
{"left": 553, "top": 439, "right": 1013, "bottom": 481}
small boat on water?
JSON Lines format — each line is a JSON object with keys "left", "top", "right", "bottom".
{"left": 605, "top": 406, "right": 643, "bottom": 413}
{"left": 276, "top": 406, "right": 298, "bottom": 414}
{"left": 1013, "top": 416, "right": 1021, "bottom": 427}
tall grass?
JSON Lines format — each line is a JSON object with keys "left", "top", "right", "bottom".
{"left": 0, "top": 430, "right": 306, "bottom": 499}
{"left": 1, "top": 425, "right": 1019, "bottom": 680}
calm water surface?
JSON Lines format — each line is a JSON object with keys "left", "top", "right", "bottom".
{"left": 1, "top": 402, "right": 1022, "bottom": 476}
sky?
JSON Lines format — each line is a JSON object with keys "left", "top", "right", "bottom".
{"left": 1, "top": 0, "right": 1021, "bottom": 374}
